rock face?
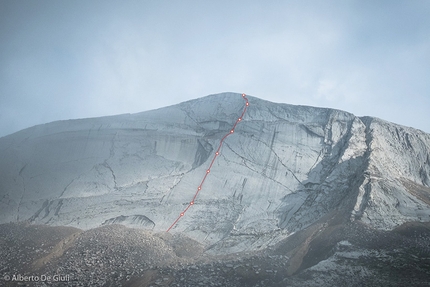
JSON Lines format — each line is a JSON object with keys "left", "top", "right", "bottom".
{"left": 1, "top": 92, "right": 430, "bottom": 254}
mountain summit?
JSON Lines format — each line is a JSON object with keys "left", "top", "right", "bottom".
{"left": 1, "top": 92, "right": 430, "bottom": 254}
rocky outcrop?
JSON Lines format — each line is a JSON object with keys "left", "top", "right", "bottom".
{"left": 0, "top": 92, "right": 429, "bottom": 255}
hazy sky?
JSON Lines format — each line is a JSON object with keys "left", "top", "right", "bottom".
{"left": 1, "top": 0, "right": 429, "bottom": 137}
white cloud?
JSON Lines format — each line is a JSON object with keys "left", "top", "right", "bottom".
{"left": 316, "top": 79, "right": 339, "bottom": 102}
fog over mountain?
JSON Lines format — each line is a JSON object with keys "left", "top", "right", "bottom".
{"left": 1, "top": 93, "right": 429, "bottom": 286}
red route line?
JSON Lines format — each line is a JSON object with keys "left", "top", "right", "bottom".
{"left": 166, "top": 93, "right": 249, "bottom": 232}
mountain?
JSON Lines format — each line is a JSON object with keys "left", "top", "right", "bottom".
{"left": 1, "top": 92, "right": 430, "bottom": 285}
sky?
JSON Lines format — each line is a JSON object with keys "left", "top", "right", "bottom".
{"left": 1, "top": 0, "right": 429, "bottom": 137}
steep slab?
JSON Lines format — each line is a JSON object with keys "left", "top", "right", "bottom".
{"left": 0, "top": 92, "right": 429, "bottom": 254}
